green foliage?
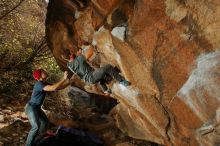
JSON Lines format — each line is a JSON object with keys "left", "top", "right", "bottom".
{"left": 0, "top": 69, "right": 33, "bottom": 97}
{"left": 33, "top": 57, "right": 63, "bottom": 82}
{"left": 0, "top": 0, "right": 47, "bottom": 68}
{"left": 0, "top": 0, "right": 63, "bottom": 97}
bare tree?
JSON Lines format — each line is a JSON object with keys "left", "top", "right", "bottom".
{"left": 14, "top": 37, "right": 52, "bottom": 68}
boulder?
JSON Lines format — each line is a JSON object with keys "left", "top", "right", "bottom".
{"left": 45, "top": 0, "right": 220, "bottom": 145}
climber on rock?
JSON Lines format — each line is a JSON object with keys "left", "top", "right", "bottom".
{"left": 25, "top": 69, "right": 70, "bottom": 146}
{"left": 63, "top": 48, "right": 131, "bottom": 95}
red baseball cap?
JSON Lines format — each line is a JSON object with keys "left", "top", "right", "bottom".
{"left": 33, "top": 69, "right": 42, "bottom": 80}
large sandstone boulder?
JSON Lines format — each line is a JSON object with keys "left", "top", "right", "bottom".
{"left": 45, "top": 0, "right": 220, "bottom": 145}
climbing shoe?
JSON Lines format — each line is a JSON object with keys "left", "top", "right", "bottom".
{"left": 104, "top": 88, "right": 112, "bottom": 95}
{"left": 119, "top": 80, "right": 131, "bottom": 86}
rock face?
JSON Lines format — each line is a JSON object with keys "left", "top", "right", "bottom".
{"left": 45, "top": 0, "right": 220, "bottom": 145}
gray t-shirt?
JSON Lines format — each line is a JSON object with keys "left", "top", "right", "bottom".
{"left": 67, "top": 55, "right": 94, "bottom": 81}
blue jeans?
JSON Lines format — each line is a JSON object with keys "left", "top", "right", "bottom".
{"left": 25, "top": 103, "right": 48, "bottom": 146}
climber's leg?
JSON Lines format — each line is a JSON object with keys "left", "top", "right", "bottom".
{"left": 99, "top": 79, "right": 111, "bottom": 94}
{"left": 91, "top": 64, "right": 130, "bottom": 86}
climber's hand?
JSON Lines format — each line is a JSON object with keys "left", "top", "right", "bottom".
{"left": 69, "top": 74, "right": 76, "bottom": 83}
{"left": 63, "top": 71, "right": 68, "bottom": 80}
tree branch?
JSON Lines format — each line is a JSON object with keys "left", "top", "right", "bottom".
{"left": 36, "top": 52, "right": 52, "bottom": 58}
{"left": 0, "top": 0, "right": 25, "bottom": 20}
{"left": 34, "top": 55, "right": 54, "bottom": 62}
{"left": 12, "top": 37, "right": 48, "bottom": 68}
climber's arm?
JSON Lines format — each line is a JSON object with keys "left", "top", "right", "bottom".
{"left": 84, "top": 46, "right": 94, "bottom": 60}
{"left": 43, "top": 71, "right": 69, "bottom": 91}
